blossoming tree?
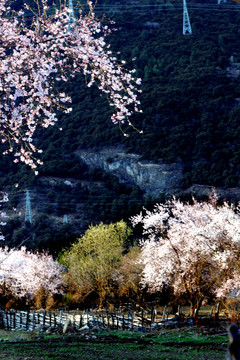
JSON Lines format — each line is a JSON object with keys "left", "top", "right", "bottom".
{"left": 132, "top": 196, "right": 240, "bottom": 316}
{"left": 0, "top": 0, "right": 141, "bottom": 172}
{"left": 0, "top": 247, "right": 64, "bottom": 298}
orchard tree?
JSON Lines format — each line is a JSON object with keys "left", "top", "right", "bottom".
{"left": 132, "top": 196, "right": 240, "bottom": 316}
{"left": 116, "top": 245, "right": 144, "bottom": 305}
{"left": 0, "top": 0, "right": 142, "bottom": 172}
{"left": 0, "top": 247, "right": 64, "bottom": 300}
{"left": 61, "top": 220, "right": 132, "bottom": 306}
{"left": 0, "top": 0, "right": 142, "bottom": 241}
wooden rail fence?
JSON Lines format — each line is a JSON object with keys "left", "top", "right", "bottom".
{"left": 0, "top": 308, "right": 156, "bottom": 331}
{"left": 0, "top": 305, "right": 221, "bottom": 332}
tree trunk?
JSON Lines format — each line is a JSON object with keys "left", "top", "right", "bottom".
{"left": 190, "top": 297, "right": 204, "bottom": 317}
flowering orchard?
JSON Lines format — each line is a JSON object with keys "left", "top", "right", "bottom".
{"left": 0, "top": 0, "right": 142, "bottom": 172}
{"left": 132, "top": 197, "right": 240, "bottom": 316}
{"left": 0, "top": 247, "right": 63, "bottom": 299}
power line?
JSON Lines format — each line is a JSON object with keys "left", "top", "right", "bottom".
{"left": 8, "top": 1, "right": 240, "bottom": 20}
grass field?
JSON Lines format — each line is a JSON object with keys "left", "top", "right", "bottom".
{"left": 0, "top": 327, "right": 228, "bottom": 360}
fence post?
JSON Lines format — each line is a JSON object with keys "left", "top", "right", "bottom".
{"left": 122, "top": 313, "right": 125, "bottom": 331}
{"left": 49, "top": 311, "right": 52, "bottom": 327}
{"left": 0, "top": 309, "right": 3, "bottom": 329}
{"left": 59, "top": 310, "right": 63, "bottom": 326}
{"left": 26, "top": 310, "right": 30, "bottom": 330}
{"left": 53, "top": 312, "right": 57, "bottom": 328}
{"left": 214, "top": 303, "right": 220, "bottom": 328}
{"left": 20, "top": 311, "right": 22, "bottom": 329}
{"left": 80, "top": 312, "right": 83, "bottom": 328}
{"left": 90, "top": 309, "right": 96, "bottom": 327}
{"left": 101, "top": 311, "right": 105, "bottom": 329}
{"left": 106, "top": 310, "right": 109, "bottom": 328}
{"left": 9, "top": 312, "right": 12, "bottom": 329}
{"left": 6, "top": 312, "right": 9, "bottom": 330}
{"left": 31, "top": 310, "right": 35, "bottom": 330}
{"left": 43, "top": 310, "right": 46, "bottom": 328}
{"left": 130, "top": 311, "right": 134, "bottom": 330}
{"left": 13, "top": 311, "right": 16, "bottom": 329}
{"left": 116, "top": 309, "right": 119, "bottom": 330}
{"left": 110, "top": 312, "right": 114, "bottom": 329}
{"left": 9, "top": 311, "right": 14, "bottom": 329}
{"left": 151, "top": 305, "right": 154, "bottom": 326}
{"left": 87, "top": 309, "right": 89, "bottom": 325}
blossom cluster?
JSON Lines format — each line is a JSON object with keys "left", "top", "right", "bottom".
{"left": 132, "top": 196, "right": 240, "bottom": 301}
{"left": 0, "top": 0, "right": 142, "bottom": 171}
{"left": 0, "top": 247, "right": 64, "bottom": 297}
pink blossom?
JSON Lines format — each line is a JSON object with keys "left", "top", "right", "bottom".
{"left": 132, "top": 196, "right": 240, "bottom": 313}
{"left": 0, "top": 0, "right": 142, "bottom": 170}
{"left": 0, "top": 247, "right": 64, "bottom": 297}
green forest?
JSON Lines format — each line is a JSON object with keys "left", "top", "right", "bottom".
{"left": 1, "top": 0, "right": 240, "bottom": 252}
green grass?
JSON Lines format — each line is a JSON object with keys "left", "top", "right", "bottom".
{"left": 0, "top": 328, "right": 228, "bottom": 359}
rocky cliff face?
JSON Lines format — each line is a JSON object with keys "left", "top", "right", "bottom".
{"left": 76, "top": 147, "right": 240, "bottom": 201}
{"left": 77, "top": 148, "right": 183, "bottom": 197}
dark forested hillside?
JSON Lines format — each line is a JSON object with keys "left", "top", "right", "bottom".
{"left": 1, "top": 0, "right": 240, "bottom": 251}
{"left": 36, "top": 0, "right": 240, "bottom": 189}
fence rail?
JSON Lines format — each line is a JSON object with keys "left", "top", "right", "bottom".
{"left": 0, "top": 308, "right": 157, "bottom": 332}
{"left": 0, "top": 305, "right": 225, "bottom": 332}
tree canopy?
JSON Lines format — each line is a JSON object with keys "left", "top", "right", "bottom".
{"left": 0, "top": 0, "right": 141, "bottom": 170}
{"left": 132, "top": 195, "right": 240, "bottom": 315}
{"left": 61, "top": 220, "right": 132, "bottom": 306}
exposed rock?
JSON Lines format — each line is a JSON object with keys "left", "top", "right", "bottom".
{"left": 77, "top": 148, "right": 240, "bottom": 202}
{"left": 77, "top": 147, "right": 183, "bottom": 197}
{"left": 183, "top": 184, "right": 240, "bottom": 202}
{"left": 226, "top": 63, "right": 240, "bottom": 79}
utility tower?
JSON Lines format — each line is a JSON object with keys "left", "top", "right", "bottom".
{"left": 183, "top": 0, "right": 192, "bottom": 35}
{"left": 63, "top": 214, "right": 68, "bottom": 224}
{"left": 25, "top": 190, "right": 32, "bottom": 224}
{"left": 68, "top": 0, "right": 75, "bottom": 31}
